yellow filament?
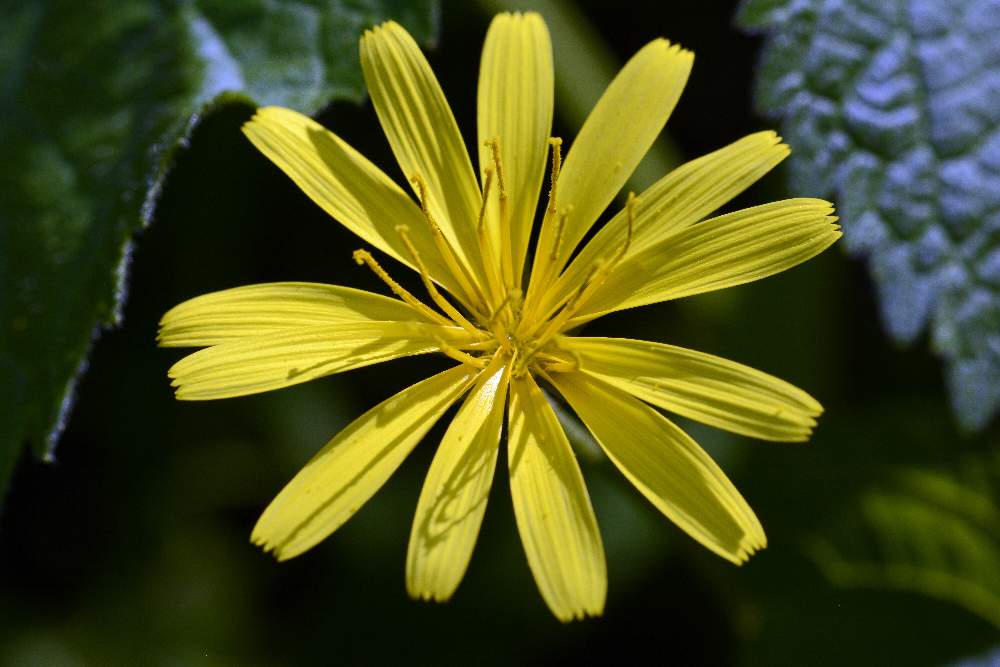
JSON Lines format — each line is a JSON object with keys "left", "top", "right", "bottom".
{"left": 555, "top": 193, "right": 638, "bottom": 327}
{"left": 609, "top": 192, "right": 638, "bottom": 266}
{"left": 485, "top": 138, "right": 508, "bottom": 200}
{"left": 460, "top": 339, "right": 500, "bottom": 352}
{"left": 534, "top": 349, "right": 580, "bottom": 373}
{"left": 477, "top": 167, "right": 495, "bottom": 234}
{"left": 486, "top": 288, "right": 522, "bottom": 343}
{"left": 474, "top": 170, "right": 506, "bottom": 303}
{"left": 520, "top": 139, "right": 567, "bottom": 326}
{"left": 513, "top": 338, "right": 576, "bottom": 377}
{"left": 488, "top": 288, "right": 522, "bottom": 328}
{"left": 435, "top": 337, "right": 489, "bottom": 368}
{"left": 530, "top": 263, "right": 602, "bottom": 346}
{"left": 397, "top": 226, "right": 481, "bottom": 336}
{"left": 550, "top": 207, "right": 571, "bottom": 261}
{"left": 352, "top": 249, "right": 449, "bottom": 325}
{"left": 486, "top": 137, "right": 515, "bottom": 289}
{"left": 410, "top": 174, "right": 487, "bottom": 311}
{"left": 530, "top": 193, "right": 638, "bottom": 335}
{"left": 546, "top": 137, "right": 562, "bottom": 212}
{"left": 509, "top": 344, "right": 524, "bottom": 378}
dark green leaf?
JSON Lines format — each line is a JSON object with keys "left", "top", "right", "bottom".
{"left": 737, "top": 0, "right": 1000, "bottom": 430}
{"left": 0, "top": 0, "right": 438, "bottom": 495}
{"left": 807, "top": 450, "right": 1000, "bottom": 629}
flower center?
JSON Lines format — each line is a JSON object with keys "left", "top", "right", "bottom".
{"left": 354, "top": 136, "right": 636, "bottom": 379}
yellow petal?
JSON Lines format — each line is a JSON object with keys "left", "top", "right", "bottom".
{"left": 406, "top": 354, "right": 509, "bottom": 601}
{"left": 360, "top": 22, "right": 484, "bottom": 284}
{"left": 477, "top": 11, "right": 553, "bottom": 279}
{"left": 252, "top": 364, "right": 478, "bottom": 560}
{"left": 508, "top": 373, "right": 606, "bottom": 621}
{"left": 532, "top": 38, "right": 693, "bottom": 281}
{"left": 242, "top": 107, "right": 469, "bottom": 303}
{"left": 168, "top": 321, "right": 478, "bottom": 401}
{"left": 543, "top": 132, "right": 789, "bottom": 311}
{"left": 575, "top": 199, "right": 841, "bottom": 321}
{"left": 158, "top": 282, "right": 425, "bottom": 348}
{"left": 562, "top": 337, "right": 822, "bottom": 442}
{"left": 547, "top": 371, "right": 766, "bottom": 564}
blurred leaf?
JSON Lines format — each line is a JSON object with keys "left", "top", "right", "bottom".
{"left": 737, "top": 0, "right": 1000, "bottom": 431}
{"left": 808, "top": 450, "right": 1000, "bottom": 629}
{"left": 0, "top": 0, "right": 438, "bottom": 495}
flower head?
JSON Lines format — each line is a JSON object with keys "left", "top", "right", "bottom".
{"left": 159, "top": 13, "right": 839, "bottom": 621}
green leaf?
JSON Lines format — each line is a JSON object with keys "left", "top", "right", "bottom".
{"left": 0, "top": 0, "right": 438, "bottom": 495}
{"left": 807, "top": 450, "right": 1000, "bottom": 630}
{"left": 737, "top": 0, "right": 1000, "bottom": 431}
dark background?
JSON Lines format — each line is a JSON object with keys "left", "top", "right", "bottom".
{"left": 1, "top": 2, "right": 996, "bottom": 664}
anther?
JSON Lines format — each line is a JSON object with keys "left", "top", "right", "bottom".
{"left": 410, "top": 173, "right": 448, "bottom": 241}
{"left": 485, "top": 138, "right": 515, "bottom": 289}
{"left": 352, "top": 248, "right": 449, "bottom": 325}
{"left": 626, "top": 192, "right": 637, "bottom": 248}
{"left": 520, "top": 138, "right": 567, "bottom": 319}
{"left": 397, "top": 226, "right": 480, "bottom": 336}
{"left": 550, "top": 206, "right": 571, "bottom": 261}
{"left": 478, "top": 167, "right": 495, "bottom": 234}
{"left": 473, "top": 171, "right": 506, "bottom": 303}
{"left": 485, "top": 138, "right": 508, "bottom": 201}
{"left": 562, "top": 263, "right": 601, "bottom": 315}
{"left": 609, "top": 192, "right": 638, "bottom": 267}
{"left": 411, "top": 175, "right": 433, "bottom": 218}
{"left": 546, "top": 138, "right": 563, "bottom": 212}
{"left": 409, "top": 171, "right": 490, "bottom": 312}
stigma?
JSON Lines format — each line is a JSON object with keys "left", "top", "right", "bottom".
{"left": 351, "top": 135, "right": 637, "bottom": 378}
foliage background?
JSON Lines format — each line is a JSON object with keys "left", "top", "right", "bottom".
{"left": 1, "top": 1, "right": 997, "bottom": 664}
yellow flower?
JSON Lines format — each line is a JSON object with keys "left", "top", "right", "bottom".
{"left": 159, "top": 13, "right": 840, "bottom": 621}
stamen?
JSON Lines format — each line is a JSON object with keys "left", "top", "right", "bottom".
{"left": 410, "top": 173, "right": 488, "bottom": 311}
{"left": 529, "top": 263, "right": 602, "bottom": 346}
{"left": 410, "top": 174, "right": 434, "bottom": 222}
{"left": 397, "top": 226, "right": 481, "bottom": 336}
{"left": 485, "top": 137, "right": 514, "bottom": 289}
{"left": 477, "top": 167, "right": 495, "bottom": 234}
{"left": 435, "top": 337, "right": 489, "bottom": 368}
{"left": 509, "top": 344, "right": 523, "bottom": 378}
{"left": 519, "top": 342, "right": 580, "bottom": 378}
{"left": 550, "top": 206, "right": 571, "bottom": 261}
{"left": 474, "top": 183, "right": 506, "bottom": 305}
{"left": 520, "top": 138, "right": 567, "bottom": 325}
{"left": 546, "top": 137, "right": 562, "bottom": 212}
{"left": 353, "top": 249, "right": 450, "bottom": 325}
{"left": 487, "top": 288, "right": 523, "bottom": 329}
{"left": 609, "top": 192, "right": 638, "bottom": 266}
{"left": 461, "top": 339, "right": 499, "bottom": 352}
{"left": 535, "top": 350, "right": 581, "bottom": 373}
{"left": 528, "top": 193, "right": 640, "bottom": 337}
{"left": 485, "top": 139, "right": 508, "bottom": 201}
